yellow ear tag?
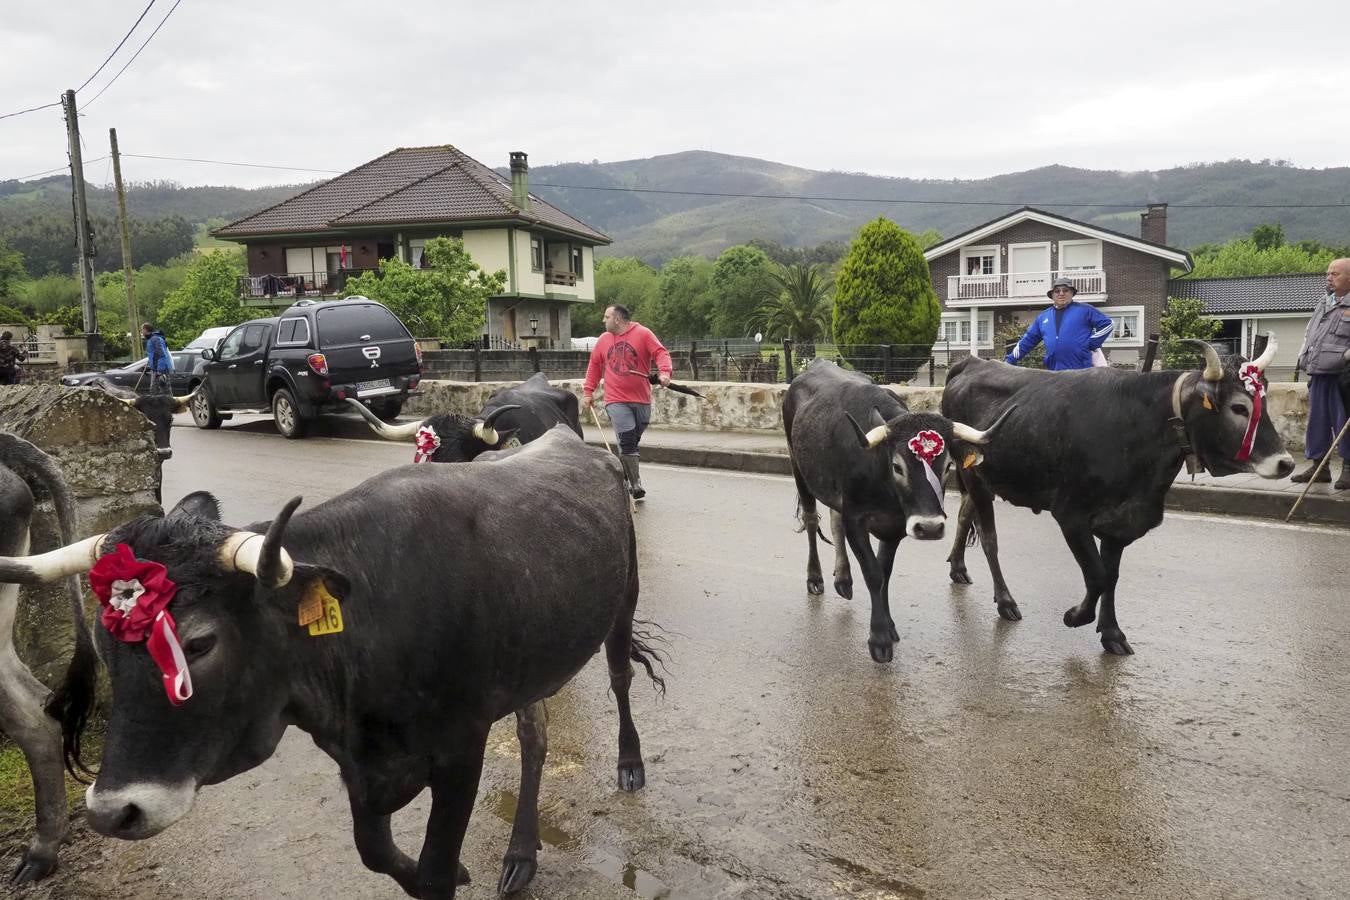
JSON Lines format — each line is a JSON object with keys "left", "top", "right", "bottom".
{"left": 301, "top": 581, "right": 344, "bottom": 636}
{"left": 963, "top": 451, "right": 980, "bottom": 469}
{"left": 1202, "top": 394, "right": 1213, "bottom": 410}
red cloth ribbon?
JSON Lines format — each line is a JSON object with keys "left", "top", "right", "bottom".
{"left": 88, "top": 543, "right": 193, "bottom": 705}
{"left": 413, "top": 425, "right": 441, "bottom": 463}
{"left": 1236, "top": 362, "right": 1265, "bottom": 462}
{"left": 907, "top": 430, "right": 947, "bottom": 515}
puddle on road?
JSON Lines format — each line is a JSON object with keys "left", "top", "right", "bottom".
{"left": 489, "top": 789, "right": 675, "bottom": 899}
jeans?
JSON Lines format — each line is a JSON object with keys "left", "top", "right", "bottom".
{"left": 605, "top": 402, "right": 651, "bottom": 455}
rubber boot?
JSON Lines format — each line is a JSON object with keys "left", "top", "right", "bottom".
{"left": 1291, "top": 462, "right": 1331, "bottom": 484}
{"left": 620, "top": 453, "right": 645, "bottom": 500}
{"left": 1336, "top": 462, "right": 1350, "bottom": 491}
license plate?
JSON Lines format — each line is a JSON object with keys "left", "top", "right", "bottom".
{"left": 356, "top": 378, "right": 391, "bottom": 393}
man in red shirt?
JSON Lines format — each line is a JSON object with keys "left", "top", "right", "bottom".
{"left": 583, "top": 304, "right": 673, "bottom": 499}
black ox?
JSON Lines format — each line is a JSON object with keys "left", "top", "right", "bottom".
{"left": 941, "top": 338, "right": 1293, "bottom": 655}
{"left": 87, "top": 378, "right": 197, "bottom": 460}
{"left": 346, "top": 372, "right": 582, "bottom": 462}
{"left": 784, "top": 359, "right": 1011, "bottom": 663}
{"left": 0, "top": 428, "right": 660, "bottom": 899}
{"left": 0, "top": 433, "right": 95, "bottom": 883}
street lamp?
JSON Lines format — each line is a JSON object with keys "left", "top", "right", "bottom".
{"left": 529, "top": 316, "right": 539, "bottom": 335}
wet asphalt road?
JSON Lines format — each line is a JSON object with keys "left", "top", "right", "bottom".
{"left": 19, "top": 417, "right": 1350, "bottom": 899}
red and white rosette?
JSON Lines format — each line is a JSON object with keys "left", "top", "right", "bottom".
{"left": 413, "top": 425, "right": 441, "bottom": 463}
{"left": 1236, "top": 362, "right": 1265, "bottom": 462}
{"left": 907, "top": 429, "right": 947, "bottom": 514}
{"left": 88, "top": 543, "right": 192, "bottom": 705}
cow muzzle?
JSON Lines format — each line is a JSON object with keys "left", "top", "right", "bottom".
{"left": 85, "top": 779, "right": 196, "bottom": 840}
{"left": 905, "top": 514, "right": 945, "bottom": 541}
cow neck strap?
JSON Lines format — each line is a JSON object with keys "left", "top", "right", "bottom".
{"left": 1169, "top": 372, "right": 1202, "bottom": 477}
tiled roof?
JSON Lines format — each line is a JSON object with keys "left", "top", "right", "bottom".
{"left": 214, "top": 146, "right": 609, "bottom": 243}
{"left": 1168, "top": 273, "right": 1326, "bottom": 315}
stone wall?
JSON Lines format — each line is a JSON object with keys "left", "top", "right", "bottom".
{"left": 408, "top": 378, "right": 1312, "bottom": 453}
{"left": 0, "top": 385, "right": 162, "bottom": 685}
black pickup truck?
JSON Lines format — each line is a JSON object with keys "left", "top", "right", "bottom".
{"left": 191, "top": 297, "right": 422, "bottom": 438}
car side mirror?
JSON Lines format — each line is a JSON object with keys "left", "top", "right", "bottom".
{"left": 201, "top": 348, "right": 216, "bottom": 361}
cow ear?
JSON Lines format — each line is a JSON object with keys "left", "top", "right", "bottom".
{"left": 493, "top": 428, "right": 520, "bottom": 448}
{"left": 169, "top": 491, "right": 221, "bottom": 521}
{"left": 280, "top": 563, "right": 352, "bottom": 624}
{"left": 953, "top": 442, "right": 985, "bottom": 469}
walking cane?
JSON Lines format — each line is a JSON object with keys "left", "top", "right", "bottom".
{"left": 588, "top": 402, "right": 637, "bottom": 515}
{"left": 1285, "top": 414, "right": 1350, "bottom": 521}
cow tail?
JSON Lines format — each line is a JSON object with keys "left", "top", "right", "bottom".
{"left": 966, "top": 528, "right": 978, "bottom": 549}
{"left": 629, "top": 618, "right": 670, "bottom": 697}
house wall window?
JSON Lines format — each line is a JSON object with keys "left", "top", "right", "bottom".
{"left": 937, "top": 312, "right": 993, "bottom": 347}
{"left": 961, "top": 245, "right": 999, "bottom": 276}
{"left": 1100, "top": 305, "right": 1144, "bottom": 345}
{"left": 571, "top": 246, "right": 584, "bottom": 280}
{"left": 1059, "top": 239, "right": 1102, "bottom": 271}
{"left": 530, "top": 236, "right": 544, "bottom": 271}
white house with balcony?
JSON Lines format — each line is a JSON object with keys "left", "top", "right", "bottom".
{"left": 923, "top": 205, "right": 1192, "bottom": 364}
{"left": 213, "top": 146, "right": 610, "bottom": 349}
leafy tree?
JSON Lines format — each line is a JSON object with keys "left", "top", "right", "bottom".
{"left": 645, "top": 256, "right": 715, "bottom": 338}
{"left": 1250, "top": 223, "right": 1285, "bottom": 251}
{"left": 748, "top": 239, "right": 851, "bottom": 269}
{"left": 832, "top": 217, "right": 942, "bottom": 381}
{"left": 0, "top": 302, "right": 30, "bottom": 325}
{"left": 994, "top": 320, "right": 1044, "bottom": 369}
{"left": 38, "top": 304, "right": 83, "bottom": 332}
{"left": 156, "top": 250, "right": 250, "bottom": 348}
{"left": 0, "top": 238, "right": 25, "bottom": 300}
{"left": 580, "top": 256, "right": 660, "bottom": 336}
{"left": 1186, "top": 239, "right": 1333, "bottom": 278}
{"left": 14, "top": 273, "right": 81, "bottom": 315}
{"left": 709, "top": 244, "right": 774, "bottom": 336}
{"left": 341, "top": 236, "right": 504, "bottom": 343}
{"left": 747, "top": 263, "right": 833, "bottom": 343}
{"left": 1159, "top": 297, "right": 1223, "bottom": 369}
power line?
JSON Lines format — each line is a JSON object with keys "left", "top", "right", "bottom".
{"left": 0, "top": 100, "right": 62, "bottom": 122}
{"left": 529, "top": 181, "right": 1350, "bottom": 210}
{"left": 9, "top": 156, "right": 109, "bottom": 182}
{"left": 81, "top": 0, "right": 185, "bottom": 109}
{"left": 77, "top": 0, "right": 157, "bottom": 94}
{"left": 122, "top": 152, "right": 345, "bottom": 174}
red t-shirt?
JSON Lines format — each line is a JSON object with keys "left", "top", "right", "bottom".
{"left": 583, "top": 323, "right": 673, "bottom": 405}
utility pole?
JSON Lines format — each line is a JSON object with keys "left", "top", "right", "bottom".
{"left": 62, "top": 89, "right": 100, "bottom": 357}
{"left": 110, "top": 127, "right": 138, "bottom": 335}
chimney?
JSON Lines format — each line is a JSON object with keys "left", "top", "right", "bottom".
{"left": 1140, "top": 203, "right": 1167, "bottom": 245}
{"left": 509, "top": 151, "right": 530, "bottom": 211}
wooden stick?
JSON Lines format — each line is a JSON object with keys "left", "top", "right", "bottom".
{"left": 1285, "top": 414, "right": 1350, "bottom": 521}
{"left": 589, "top": 403, "right": 636, "bottom": 515}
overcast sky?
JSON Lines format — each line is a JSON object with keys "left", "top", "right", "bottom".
{"left": 2, "top": 1, "right": 1344, "bottom": 190}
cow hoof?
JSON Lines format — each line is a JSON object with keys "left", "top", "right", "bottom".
{"left": 9, "top": 848, "right": 57, "bottom": 885}
{"left": 807, "top": 576, "right": 824, "bottom": 595}
{"left": 1100, "top": 630, "right": 1134, "bottom": 655}
{"left": 997, "top": 601, "right": 1022, "bottom": 622}
{"left": 867, "top": 637, "right": 894, "bottom": 664}
{"left": 617, "top": 762, "right": 646, "bottom": 792}
{"left": 1063, "top": 605, "right": 1096, "bottom": 628}
{"left": 498, "top": 854, "right": 538, "bottom": 894}
{"left": 834, "top": 578, "right": 853, "bottom": 600}
{"left": 949, "top": 567, "right": 973, "bottom": 585}
{"left": 457, "top": 861, "right": 472, "bottom": 885}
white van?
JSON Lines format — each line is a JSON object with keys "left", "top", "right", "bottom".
{"left": 183, "top": 326, "right": 234, "bottom": 352}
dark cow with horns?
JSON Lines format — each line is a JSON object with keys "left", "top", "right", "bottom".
{"left": 0, "top": 429, "right": 660, "bottom": 899}
{"left": 0, "top": 433, "right": 96, "bottom": 883}
{"left": 346, "top": 372, "right": 582, "bottom": 463}
{"left": 86, "top": 379, "right": 198, "bottom": 461}
{"left": 942, "top": 337, "right": 1293, "bottom": 655}
{"left": 784, "top": 359, "right": 1012, "bottom": 663}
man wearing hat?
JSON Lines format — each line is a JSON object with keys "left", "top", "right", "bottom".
{"left": 1004, "top": 276, "right": 1115, "bottom": 370}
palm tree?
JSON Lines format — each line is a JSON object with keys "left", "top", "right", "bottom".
{"left": 747, "top": 263, "right": 833, "bottom": 343}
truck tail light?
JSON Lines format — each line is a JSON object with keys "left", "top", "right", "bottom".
{"left": 414, "top": 342, "right": 423, "bottom": 366}
{"left": 307, "top": 353, "right": 329, "bottom": 376}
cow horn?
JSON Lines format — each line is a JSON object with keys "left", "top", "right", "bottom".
{"left": 473, "top": 404, "right": 521, "bottom": 445}
{"left": 171, "top": 386, "right": 200, "bottom": 414}
{"left": 0, "top": 534, "right": 107, "bottom": 585}
{"left": 343, "top": 398, "right": 423, "bottom": 440}
{"left": 844, "top": 412, "right": 890, "bottom": 449}
{"left": 951, "top": 404, "right": 1017, "bottom": 445}
{"left": 1181, "top": 339, "right": 1224, "bottom": 382}
{"left": 1251, "top": 333, "right": 1278, "bottom": 373}
{"left": 218, "top": 497, "right": 300, "bottom": 589}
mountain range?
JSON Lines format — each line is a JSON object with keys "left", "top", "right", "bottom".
{"left": 5, "top": 152, "right": 1348, "bottom": 265}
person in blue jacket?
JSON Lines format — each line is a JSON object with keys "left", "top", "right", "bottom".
{"left": 1004, "top": 277, "right": 1115, "bottom": 370}
{"left": 141, "top": 322, "right": 173, "bottom": 393}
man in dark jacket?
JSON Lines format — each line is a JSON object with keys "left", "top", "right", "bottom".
{"left": 1005, "top": 277, "right": 1115, "bottom": 371}
{"left": 141, "top": 323, "right": 172, "bottom": 393}
{"left": 1292, "top": 258, "right": 1350, "bottom": 487}
{"left": 0, "top": 331, "right": 27, "bottom": 385}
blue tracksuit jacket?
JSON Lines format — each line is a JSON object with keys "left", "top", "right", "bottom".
{"left": 1005, "top": 302, "right": 1115, "bottom": 371}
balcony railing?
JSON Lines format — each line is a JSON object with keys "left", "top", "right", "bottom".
{"left": 544, "top": 268, "right": 577, "bottom": 287}
{"left": 947, "top": 269, "right": 1106, "bottom": 304}
{"left": 237, "top": 269, "right": 380, "bottom": 300}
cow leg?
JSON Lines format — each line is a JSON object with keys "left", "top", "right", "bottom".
{"left": 348, "top": 803, "right": 423, "bottom": 896}
{"left": 792, "top": 463, "right": 825, "bottom": 595}
{"left": 0, "top": 587, "right": 66, "bottom": 884}
{"left": 965, "top": 479, "right": 1020, "bottom": 621}
{"left": 1058, "top": 519, "right": 1107, "bottom": 631}
{"left": 418, "top": 729, "right": 490, "bottom": 899}
{"left": 499, "top": 700, "right": 548, "bottom": 895}
{"left": 843, "top": 520, "right": 898, "bottom": 663}
{"left": 829, "top": 509, "right": 852, "bottom": 600}
{"left": 876, "top": 538, "right": 900, "bottom": 644}
{"left": 947, "top": 491, "right": 976, "bottom": 585}
{"left": 604, "top": 630, "right": 646, "bottom": 792}
{"left": 1096, "top": 537, "right": 1134, "bottom": 655}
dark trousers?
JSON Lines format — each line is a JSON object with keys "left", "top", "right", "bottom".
{"left": 1305, "top": 373, "right": 1350, "bottom": 460}
{"left": 0, "top": 368, "right": 15, "bottom": 385}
